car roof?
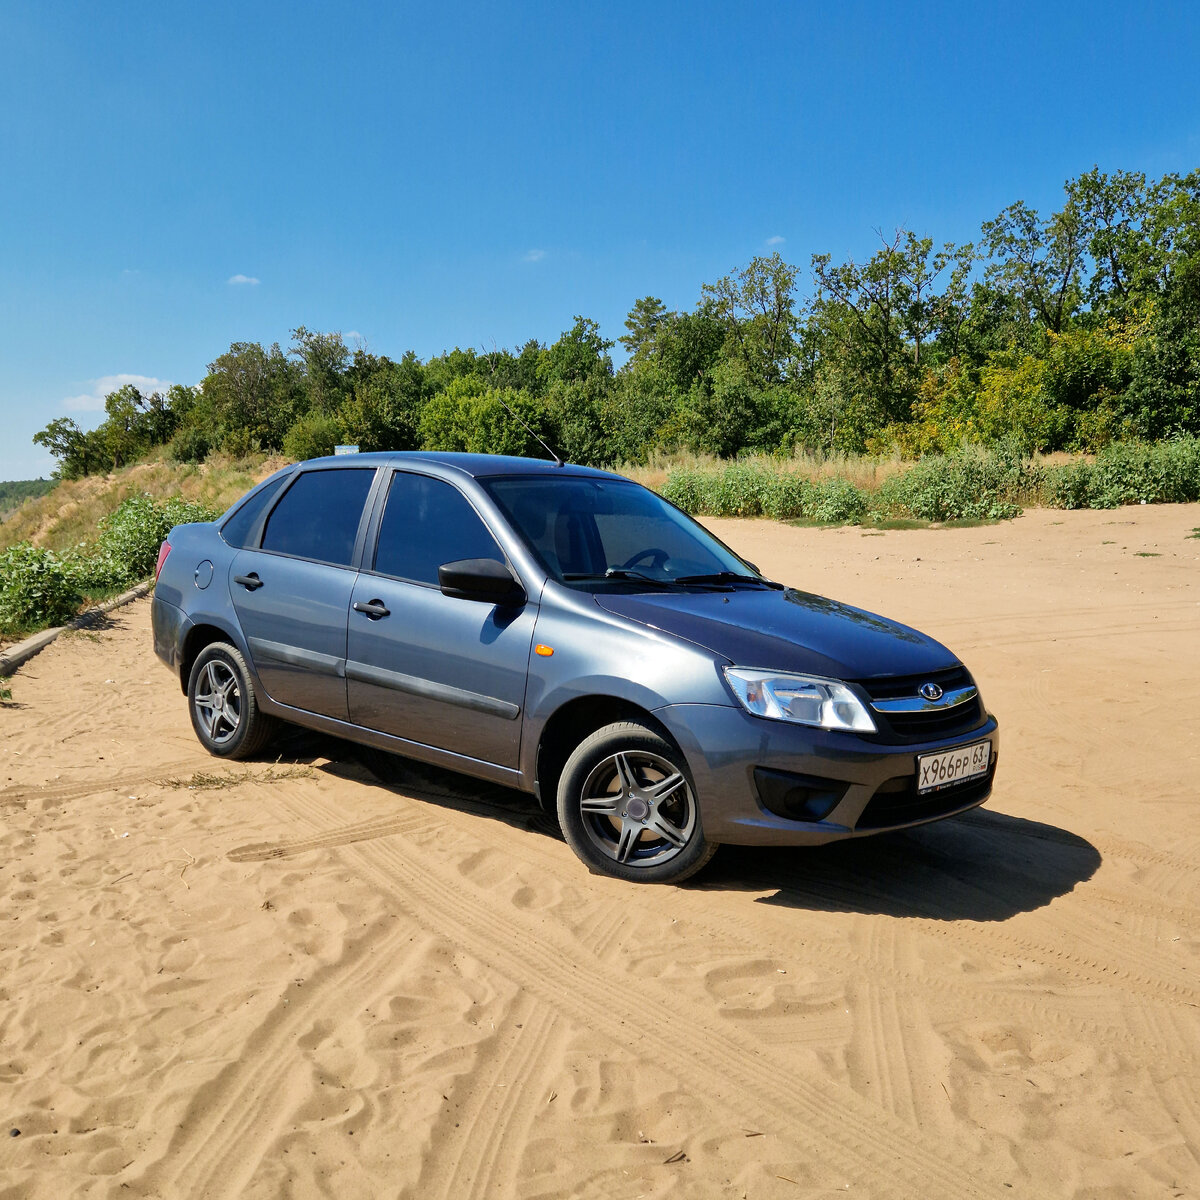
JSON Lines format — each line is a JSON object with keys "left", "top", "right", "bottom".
{"left": 297, "top": 450, "right": 622, "bottom": 481}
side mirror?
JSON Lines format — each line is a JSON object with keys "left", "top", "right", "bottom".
{"left": 438, "top": 558, "right": 526, "bottom": 606}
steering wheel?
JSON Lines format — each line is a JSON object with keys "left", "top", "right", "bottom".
{"left": 620, "top": 547, "right": 670, "bottom": 571}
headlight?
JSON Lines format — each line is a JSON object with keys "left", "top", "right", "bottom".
{"left": 723, "top": 667, "right": 876, "bottom": 733}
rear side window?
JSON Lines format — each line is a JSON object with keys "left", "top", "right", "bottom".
{"left": 220, "top": 474, "right": 290, "bottom": 549}
{"left": 373, "top": 472, "right": 504, "bottom": 585}
{"left": 261, "top": 468, "right": 376, "bottom": 566}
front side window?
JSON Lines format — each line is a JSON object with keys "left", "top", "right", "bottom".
{"left": 373, "top": 472, "right": 505, "bottom": 585}
{"left": 260, "top": 468, "right": 376, "bottom": 566}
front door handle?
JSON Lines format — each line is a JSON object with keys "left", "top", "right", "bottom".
{"left": 234, "top": 573, "right": 264, "bottom": 591}
{"left": 353, "top": 599, "right": 390, "bottom": 620}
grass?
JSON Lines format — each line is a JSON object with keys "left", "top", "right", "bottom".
{"left": 621, "top": 448, "right": 910, "bottom": 494}
{"left": 1189, "top": 528, "right": 1200, "bottom": 539}
{"left": 160, "top": 764, "right": 316, "bottom": 790}
{"left": 0, "top": 677, "right": 11, "bottom": 703}
{"left": 0, "top": 449, "right": 288, "bottom": 553}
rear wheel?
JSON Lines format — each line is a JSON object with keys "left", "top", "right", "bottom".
{"left": 557, "top": 721, "right": 717, "bottom": 884}
{"left": 187, "top": 643, "right": 275, "bottom": 760}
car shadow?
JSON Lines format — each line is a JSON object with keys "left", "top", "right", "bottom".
{"left": 704, "top": 808, "right": 1101, "bottom": 921}
{"left": 263, "top": 730, "right": 1099, "bottom": 923}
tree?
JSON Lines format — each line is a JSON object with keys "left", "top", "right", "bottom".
{"left": 540, "top": 316, "right": 614, "bottom": 386}
{"left": 808, "top": 232, "right": 972, "bottom": 429}
{"left": 200, "top": 341, "right": 302, "bottom": 449}
{"left": 620, "top": 296, "right": 668, "bottom": 359}
{"left": 102, "top": 384, "right": 149, "bottom": 469}
{"left": 701, "top": 252, "right": 800, "bottom": 386}
{"left": 33, "top": 417, "right": 90, "bottom": 478}
{"left": 981, "top": 198, "right": 1085, "bottom": 334}
{"left": 290, "top": 327, "right": 350, "bottom": 415}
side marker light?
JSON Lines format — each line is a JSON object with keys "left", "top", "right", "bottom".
{"left": 535, "top": 644, "right": 554, "bottom": 657}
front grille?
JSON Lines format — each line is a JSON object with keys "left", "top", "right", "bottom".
{"left": 855, "top": 767, "right": 995, "bottom": 830}
{"left": 884, "top": 697, "right": 983, "bottom": 738}
{"left": 858, "top": 665, "right": 971, "bottom": 701}
{"left": 854, "top": 665, "right": 984, "bottom": 743}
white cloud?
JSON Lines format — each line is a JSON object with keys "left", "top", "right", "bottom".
{"left": 228, "top": 273, "right": 260, "bottom": 286}
{"left": 766, "top": 235, "right": 786, "bottom": 246}
{"left": 344, "top": 330, "right": 364, "bottom": 343}
{"left": 63, "top": 374, "right": 174, "bottom": 412}
{"left": 523, "top": 249, "right": 546, "bottom": 263}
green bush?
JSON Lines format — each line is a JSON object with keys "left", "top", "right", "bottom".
{"left": 1040, "top": 460, "right": 1094, "bottom": 509}
{"left": 874, "top": 447, "right": 1025, "bottom": 521}
{"left": 282, "top": 411, "right": 341, "bottom": 461}
{"left": 1040, "top": 437, "right": 1200, "bottom": 509}
{"left": 760, "top": 473, "right": 817, "bottom": 520}
{"left": 168, "top": 424, "right": 213, "bottom": 464}
{"left": 810, "top": 478, "right": 869, "bottom": 523}
{"left": 0, "top": 542, "right": 82, "bottom": 631}
{"left": 81, "top": 495, "right": 219, "bottom": 591}
{"left": 660, "top": 469, "right": 708, "bottom": 514}
{"left": 709, "top": 463, "right": 770, "bottom": 516}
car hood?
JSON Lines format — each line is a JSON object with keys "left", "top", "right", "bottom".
{"left": 594, "top": 586, "right": 957, "bottom": 681}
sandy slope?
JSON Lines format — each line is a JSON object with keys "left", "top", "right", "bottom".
{"left": 1, "top": 504, "right": 1198, "bottom": 1200}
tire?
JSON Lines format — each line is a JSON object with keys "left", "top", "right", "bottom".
{"left": 187, "top": 642, "right": 275, "bottom": 760}
{"left": 556, "top": 721, "right": 717, "bottom": 884}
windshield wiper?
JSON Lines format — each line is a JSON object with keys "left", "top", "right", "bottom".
{"left": 561, "top": 569, "right": 674, "bottom": 588}
{"left": 672, "top": 571, "right": 783, "bottom": 589}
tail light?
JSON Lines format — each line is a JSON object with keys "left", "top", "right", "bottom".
{"left": 155, "top": 540, "right": 172, "bottom": 582}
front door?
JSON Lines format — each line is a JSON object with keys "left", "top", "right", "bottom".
{"left": 346, "top": 470, "right": 536, "bottom": 769}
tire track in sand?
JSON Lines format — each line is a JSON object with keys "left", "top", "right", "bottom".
{"left": 277, "top": 789, "right": 1014, "bottom": 1200}
{"left": 127, "top": 917, "right": 412, "bottom": 1199}
{"left": 415, "top": 1002, "right": 567, "bottom": 1200}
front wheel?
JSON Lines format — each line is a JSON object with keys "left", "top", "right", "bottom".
{"left": 557, "top": 721, "right": 717, "bottom": 884}
{"left": 187, "top": 642, "right": 275, "bottom": 760}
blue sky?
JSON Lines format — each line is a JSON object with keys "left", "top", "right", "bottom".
{"left": 2, "top": 0, "right": 1199, "bottom": 479}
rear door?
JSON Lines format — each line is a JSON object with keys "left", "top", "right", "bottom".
{"left": 230, "top": 466, "right": 378, "bottom": 719}
{"left": 346, "top": 470, "right": 537, "bottom": 769}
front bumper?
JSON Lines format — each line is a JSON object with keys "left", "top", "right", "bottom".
{"left": 656, "top": 701, "right": 999, "bottom": 846}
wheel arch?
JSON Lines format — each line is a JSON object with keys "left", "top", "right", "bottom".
{"left": 533, "top": 695, "right": 679, "bottom": 810}
{"left": 179, "top": 622, "right": 244, "bottom": 694}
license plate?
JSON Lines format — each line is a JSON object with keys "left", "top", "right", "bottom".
{"left": 917, "top": 740, "right": 991, "bottom": 793}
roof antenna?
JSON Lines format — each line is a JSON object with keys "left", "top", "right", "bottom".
{"left": 482, "top": 340, "right": 565, "bottom": 467}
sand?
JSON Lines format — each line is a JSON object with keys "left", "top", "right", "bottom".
{"left": 1, "top": 503, "right": 1198, "bottom": 1199}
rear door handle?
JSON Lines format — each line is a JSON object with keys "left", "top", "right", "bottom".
{"left": 234, "top": 573, "right": 264, "bottom": 591}
{"left": 353, "top": 599, "right": 390, "bottom": 619}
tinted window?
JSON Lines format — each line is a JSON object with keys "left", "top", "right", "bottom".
{"left": 261, "top": 468, "right": 375, "bottom": 565}
{"left": 374, "top": 472, "right": 504, "bottom": 585}
{"left": 220, "top": 474, "right": 291, "bottom": 549}
{"left": 484, "top": 476, "right": 748, "bottom": 582}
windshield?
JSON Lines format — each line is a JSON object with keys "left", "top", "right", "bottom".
{"left": 483, "top": 475, "right": 760, "bottom": 587}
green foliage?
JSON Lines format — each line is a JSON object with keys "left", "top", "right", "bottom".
{"left": 0, "top": 494, "right": 218, "bottom": 632}
{"left": 661, "top": 462, "right": 866, "bottom": 523}
{"left": 1041, "top": 438, "right": 1200, "bottom": 509}
{"left": 420, "top": 380, "right": 555, "bottom": 459}
{"left": 875, "top": 447, "right": 1026, "bottom": 521}
{"left": 0, "top": 542, "right": 81, "bottom": 630}
{"left": 168, "top": 422, "right": 213, "bottom": 464}
{"left": 810, "top": 478, "right": 870, "bottom": 523}
{"left": 282, "top": 411, "right": 341, "bottom": 462}
{"left": 0, "top": 478, "right": 55, "bottom": 516}
{"left": 83, "top": 495, "right": 220, "bottom": 590}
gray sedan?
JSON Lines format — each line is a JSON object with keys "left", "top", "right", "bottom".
{"left": 152, "top": 452, "right": 998, "bottom": 884}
